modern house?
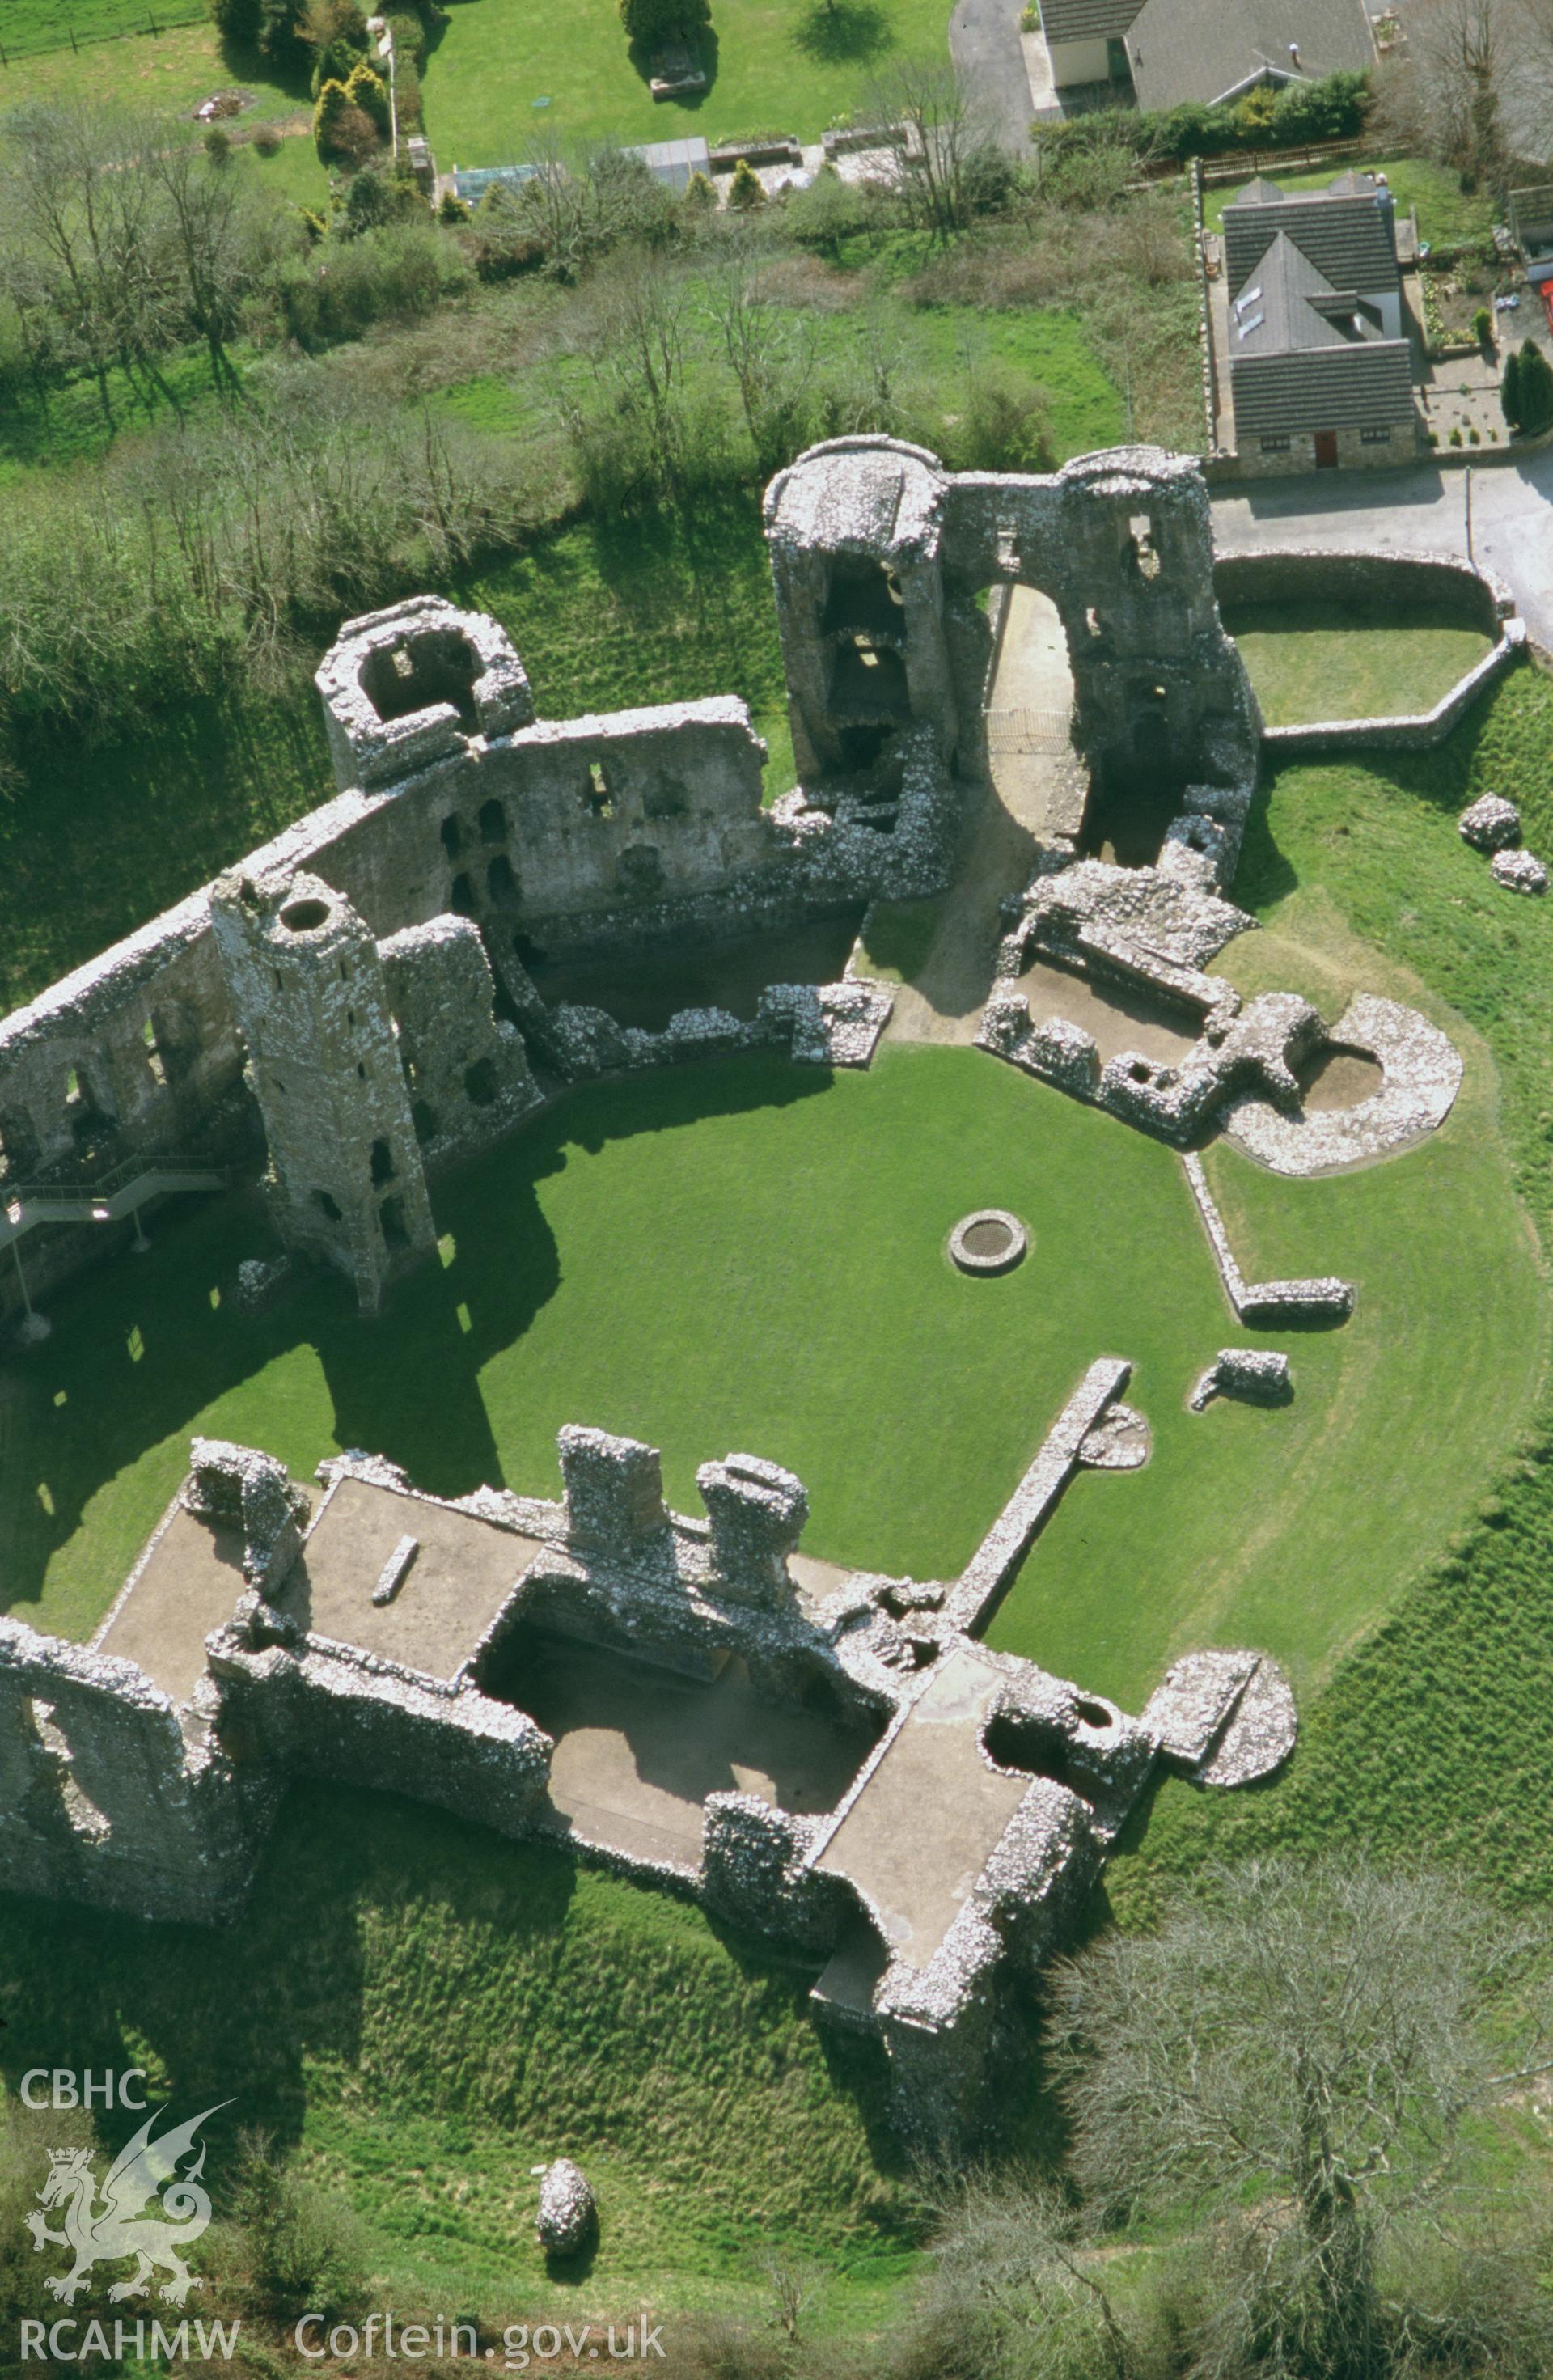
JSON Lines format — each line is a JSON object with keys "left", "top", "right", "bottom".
{"left": 1036, "top": 0, "right": 1376, "bottom": 112}
{"left": 1212, "top": 170, "right": 1420, "bottom": 472}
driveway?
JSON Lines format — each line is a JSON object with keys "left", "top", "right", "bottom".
{"left": 1211, "top": 447, "right": 1553, "bottom": 652}
{"left": 950, "top": 0, "right": 1035, "bottom": 153}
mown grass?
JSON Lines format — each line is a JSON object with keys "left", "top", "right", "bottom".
{"left": 5, "top": 987, "right": 1540, "bottom": 1719}
{"left": 0, "top": 16, "right": 303, "bottom": 116}
{"left": 0, "top": 0, "right": 203, "bottom": 57}
{"left": 1204, "top": 153, "right": 1496, "bottom": 247}
{"left": 1110, "top": 659, "right": 1553, "bottom": 1922}
{"left": 1221, "top": 595, "right": 1493, "bottom": 727}
{"left": 422, "top": 0, "right": 954, "bottom": 164}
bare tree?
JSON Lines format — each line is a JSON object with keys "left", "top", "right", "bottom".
{"left": 1374, "top": 0, "right": 1507, "bottom": 188}
{"left": 925, "top": 2171, "right": 1135, "bottom": 2380}
{"left": 863, "top": 57, "right": 988, "bottom": 241}
{"left": 1045, "top": 1857, "right": 1552, "bottom": 2380}
{"left": 704, "top": 246, "right": 819, "bottom": 475}
{"left": 145, "top": 130, "right": 291, "bottom": 394}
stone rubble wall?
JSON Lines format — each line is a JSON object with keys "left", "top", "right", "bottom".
{"left": 1182, "top": 1152, "right": 1355, "bottom": 1323}
{"left": 205, "top": 1618, "right": 554, "bottom": 1838}
{"left": 378, "top": 913, "right": 542, "bottom": 1168}
{"left": 0, "top": 1617, "right": 269, "bottom": 1923}
{"left": 1213, "top": 548, "right": 1525, "bottom": 754}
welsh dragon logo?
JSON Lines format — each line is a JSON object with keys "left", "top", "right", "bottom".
{"left": 26, "top": 2101, "right": 231, "bottom": 2308}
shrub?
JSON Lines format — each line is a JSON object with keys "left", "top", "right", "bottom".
{"left": 1501, "top": 342, "right": 1523, "bottom": 427}
{"left": 940, "top": 366, "right": 1053, "bottom": 472}
{"left": 311, "top": 32, "right": 366, "bottom": 95}
{"left": 1469, "top": 424, "right": 1481, "bottom": 443}
{"left": 962, "top": 142, "right": 1016, "bottom": 214}
{"left": 1475, "top": 304, "right": 1493, "bottom": 344}
{"left": 728, "top": 158, "right": 765, "bottom": 210}
{"left": 230, "top": 2135, "right": 367, "bottom": 2322}
{"left": 340, "top": 161, "right": 421, "bottom": 236}
{"left": 786, "top": 162, "right": 865, "bottom": 254}
{"left": 438, "top": 188, "right": 472, "bottom": 224}
{"left": 684, "top": 168, "right": 717, "bottom": 210}
{"left": 395, "top": 55, "right": 424, "bottom": 129}
{"left": 1018, "top": 0, "right": 1039, "bottom": 23}
{"left": 344, "top": 57, "right": 391, "bottom": 135}
{"left": 253, "top": 125, "right": 284, "bottom": 155}
{"left": 315, "top": 95, "right": 379, "bottom": 168}
{"left": 210, "top": 0, "right": 263, "bottom": 37}
{"left": 1449, "top": 425, "right": 1463, "bottom": 445}
{"left": 1514, "top": 337, "right": 1553, "bottom": 434}
{"left": 203, "top": 125, "right": 233, "bottom": 162}
{"left": 384, "top": 9, "right": 428, "bottom": 66}
{"left": 618, "top": 0, "right": 710, "bottom": 48}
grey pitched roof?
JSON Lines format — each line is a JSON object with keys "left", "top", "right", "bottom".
{"left": 1039, "top": 0, "right": 1140, "bottom": 44}
{"left": 1224, "top": 176, "right": 1399, "bottom": 296}
{"left": 1230, "top": 343, "right": 1416, "bottom": 432}
{"left": 1225, "top": 234, "right": 1414, "bottom": 434}
{"left": 1123, "top": 0, "right": 1375, "bottom": 111}
{"left": 1229, "top": 231, "right": 1385, "bottom": 356}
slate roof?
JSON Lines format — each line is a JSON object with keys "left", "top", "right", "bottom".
{"left": 1230, "top": 343, "right": 1415, "bottom": 433}
{"left": 1226, "top": 233, "right": 1414, "bottom": 434}
{"left": 1039, "top": 0, "right": 1140, "bottom": 44}
{"left": 1224, "top": 173, "right": 1399, "bottom": 294}
{"left": 1123, "top": 0, "right": 1375, "bottom": 112}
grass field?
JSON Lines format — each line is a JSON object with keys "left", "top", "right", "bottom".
{"left": 1109, "top": 659, "right": 1553, "bottom": 1925}
{"left": 1204, "top": 155, "right": 1496, "bottom": 248}
{"left": 0, "top": 16, "right": 301, "bottom": 116}
{"left": 3, "top": 1010, "right": 1540, "bottom": 1724}
{"left": 421, "top": 0, "right": 953, "bottom": 163}
{"left": 0, "top": 0, "right": 204, "bottom": 60}
{"left": 0, "top": 1781, "right": 919, "bottom": 2311}
{"left": 1220, "top": 596, "right": 1493, "bottom": 727}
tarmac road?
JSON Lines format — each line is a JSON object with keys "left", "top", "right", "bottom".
{"left": 949, "top": 0, "right": 1035, "bottom": 154}
{"left": 1211, "top": 446, "right": 1553, "bottom": 653}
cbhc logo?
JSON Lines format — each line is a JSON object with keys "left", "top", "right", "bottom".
{"left": 18, "top": 2071, "right": 149, "bottom": 2109}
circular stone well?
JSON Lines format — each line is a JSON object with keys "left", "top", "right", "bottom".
{"left": 949, "top": 1209, "right": 1027, "bottom": 1276}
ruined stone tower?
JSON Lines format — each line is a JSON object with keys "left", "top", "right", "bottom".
{"left": 209, "top": 868, "right": 437, "bottom": 1315}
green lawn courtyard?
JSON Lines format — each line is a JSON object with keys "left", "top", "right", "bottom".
{"left": 1218, "top": 596, "right": 1494, "bottom": 728}
{"left": 3, "top": 1033, "right": 1538, "bottom": 1715}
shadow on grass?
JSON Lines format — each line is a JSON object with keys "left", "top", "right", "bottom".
{"left": 0, "top": 1055, "right": 832, "bottom": 1611}
{"left": 625, "top": 24, "right": 719, "bottom": 109}
{"left": 792, "top": 0, "right": 894, "bottom": 64}
{"left": 214, "top": 28, "right": 312, "bottom": 103}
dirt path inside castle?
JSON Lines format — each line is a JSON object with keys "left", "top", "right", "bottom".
{"left": 881, "top": 586, "right": 1081, "bottom": 1045}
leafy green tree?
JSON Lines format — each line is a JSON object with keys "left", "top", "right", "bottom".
{"left": 1502, "top": 339, "right": 1523, "bottom": 426}
{"left": 209, "top": 0, "right": 263, "bottom": 41}
{"left": 617, "top": 0, "right": 710, "bottom": 49}
{"left": 1514, "top": 337, "right": 1553, "bottom": 434}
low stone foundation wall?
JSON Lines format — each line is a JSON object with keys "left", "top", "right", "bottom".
{"left": 1214, "top": 548, "right": 1525, "bottom": 753}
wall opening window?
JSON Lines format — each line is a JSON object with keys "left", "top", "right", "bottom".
{"left": 370, "top": 1137, "right": 395, "bottom": 1186}
{"left": 585, "top": 761, "right": 614, "bottom": 819}
{"left": 478, "top": 798, "right": 508, "bottom": 844}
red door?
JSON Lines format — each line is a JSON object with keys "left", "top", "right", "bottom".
{"left": 1314, "top": 429, "right": 1339, "bottom": 468}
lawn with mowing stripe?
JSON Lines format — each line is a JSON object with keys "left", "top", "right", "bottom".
{"left": 5, "top": 1022, "right": 1538, "bottom": 1725}
{"left": 1221, "top": 596, "right": 1493, "bottom": 727}
{"left": 421, "top": 0, "right": 953, "bottom": 163}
